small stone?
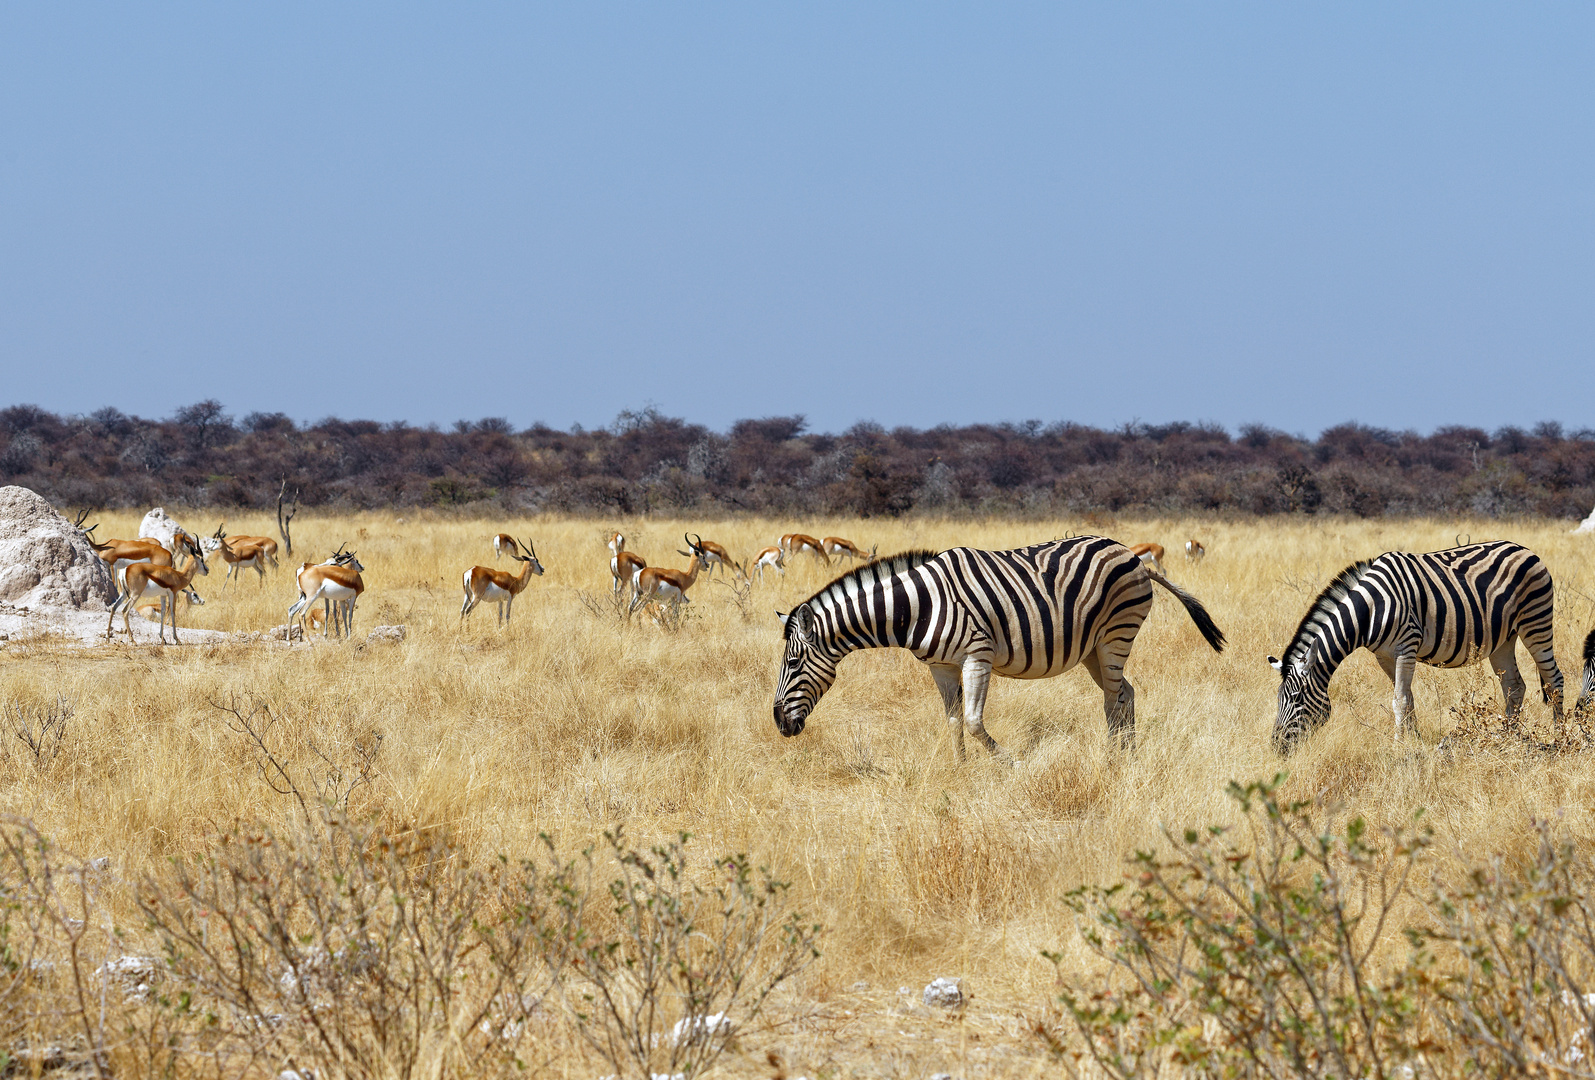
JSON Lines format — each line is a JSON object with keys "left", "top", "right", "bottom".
{"left": 850, "top": 980, "right": 870, "bottom": 992}
{"left": 367, "top": 624, "right": 407, "bottom": 643}
{"left": 87, "top": 856, "right": 110, "bottom": 873}
{"left": 922, "top": 976, "right": 965, "bottom": 1010}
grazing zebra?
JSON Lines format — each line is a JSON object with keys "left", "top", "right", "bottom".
{"left": 1268, "top": 540, "right": 1565, "bottom": 754}
{"left": 1580, "top": 628, "right": 1595, "bottom": 713}
{"left": 773, "top": 537, "right": 1226, "bottom": 762}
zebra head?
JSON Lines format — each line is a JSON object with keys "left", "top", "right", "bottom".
{"left": 773, "top": 605, "right": 841, "bottom": 737}
{"left": 1268, "top": 653, "right": 1330, "bottom": 754}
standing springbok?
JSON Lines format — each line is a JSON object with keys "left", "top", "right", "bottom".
{"left": 288, "top": 549, "right": 366, "bottom": 640}
{"left": 212, "top": 528, "right": 270, "bottom": 586}
{"left": 751, "top": 545, "right": 785, "bottom": 583}
{"left": 204, "top": 523, "right": 279, "bottom": 568}
{"left": 821, "top": 537, "right": 875, "bottom": 562}
{"left": 779, "top": 533, "right": 829, "bottom": 564}
{"left": 608, "top": 532, "right": 647, "bottom": 601}
{"left": 1185, "top": 539, "right": 1206, "bottom": 563}
{"left": 461, "top": 538, "right": 545, "bottom": 625}
{"left": 493, "top": 533, "right": 518, "bottom": 560}
{"left": 108, "top": 548, "right": 210, "bottom": 643}
{"left": 1129, "top": 543, "right": 1166, "bottom": 573}
{"left": 630, "top": 534, "right": 709, "bottom": 616}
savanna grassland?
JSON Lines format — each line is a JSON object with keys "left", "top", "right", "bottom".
{"left": 3, "top": 510, "right": 1595, "bottom": 1078}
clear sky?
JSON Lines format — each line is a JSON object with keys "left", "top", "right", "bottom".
{"left": 2, "top": 4, "right": 1591, "bottom": 436}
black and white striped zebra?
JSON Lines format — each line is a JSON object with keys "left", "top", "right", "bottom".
{"left": 772, "top": 536, "right": 1226, "bottom": 762}
{"left": 1268, "top": 540, "right": 1564, "bottom": 754}
{"left": 1580, "top": 628, "right": 1595, "bottom": 713}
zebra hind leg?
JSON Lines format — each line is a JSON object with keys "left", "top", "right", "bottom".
{"left": 1489, "top": 639, "right": 1528, "bottom": 719}
{"left": 1520, "top": 625, "right": 1566, "bottom": 721}
{"left": 930, "top": 664, "right": 967, "bottom": 763}
{"left": 1084, "top": 650, "right": 1136, "bottom": 750}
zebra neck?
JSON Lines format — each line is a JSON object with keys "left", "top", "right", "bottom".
{"left": 812, "top": 589, "right": 913, "bottom": 656}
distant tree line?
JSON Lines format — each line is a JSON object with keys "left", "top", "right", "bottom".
{"left": 2, "top": 401, "right": 1592, "bottom": 519}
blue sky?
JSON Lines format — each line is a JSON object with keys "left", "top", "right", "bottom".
{"left": 2, "top": 4, "right": 1591, "bottom": 435}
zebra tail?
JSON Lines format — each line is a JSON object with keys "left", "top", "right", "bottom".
{"left": 1584, "top": 627, "right": 1595, "bottom": 663}
{"left": 1142, "top": 566, "right": 1226, "bottom": 653}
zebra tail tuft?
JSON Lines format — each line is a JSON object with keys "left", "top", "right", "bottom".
{"left": 1142, "top": 566, "right": 1227, "bottom": 653}
{"left": 1584, "top": 627, "right": 1595, "bottom": 663}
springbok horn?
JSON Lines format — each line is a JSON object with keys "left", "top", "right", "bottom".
{"left": 524, "top": 538, "right": 537, "bottom": 560}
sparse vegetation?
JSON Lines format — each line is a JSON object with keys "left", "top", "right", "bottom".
{"left": 1, "top": 510, "right": 1594, "bottom": 1075}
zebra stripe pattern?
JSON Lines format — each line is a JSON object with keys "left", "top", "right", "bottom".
{"left": 1269, "top": 540, "right": 1565, "bottom": 753}
{"left": 1580, "top": 628, "right": 1595, "bottom": 713}
{"left": 773, "top": 536, "right": 1225, "bottom": 761}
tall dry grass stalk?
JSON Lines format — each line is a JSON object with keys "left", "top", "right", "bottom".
{"left": 2, "top": 511, "right": 1595, "bottom": 1075}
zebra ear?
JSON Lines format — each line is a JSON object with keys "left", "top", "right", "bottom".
{"left": 776, "top": 610, "right": 789, "bottom": 628}
{"left": 1267, "top": 655, "right": 1283, "bottom": 673}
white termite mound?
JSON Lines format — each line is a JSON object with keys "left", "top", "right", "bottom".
{"left": 138, "top": 506, "right": 188, "bottom": 548}
{"left": 0, "top": 486, "right": 116, "bottom": 608}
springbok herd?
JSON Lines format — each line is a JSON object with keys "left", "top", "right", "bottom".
{"left": 74, "top": 514, "right": 1595, "bottom": 758}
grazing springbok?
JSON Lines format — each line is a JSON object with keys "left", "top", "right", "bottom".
{"left": 751, "top": 545, "right": 786, "bottom": 583}
{"left": 203, "top": 523, "right": 279, "bottom": 568}
{"left": 630, "top": 534, "right": 710, "bottom": 616}
{"left": 693, "top": 537, "right": 743, "bottom": 579}
{"left": 461, "top": 538, "right": 545, "bottom": 625}
{"left": 1186, "top": 539, "right": 1206, "bottom": 563}
{"left": 212, "top": 529, "right": 270, "bottom": 586}
{"left": 288, "top": 549, "right": 366, "bottom": 640}
{"left": 108, "top": 549, "right": 210, "bottom": 643}
{"left": 821, "top": 537, "right": 875, "bottom": 562}
{"left": 608, "top": 532, "right": 647, "bottom": 601}
{"left": 493, "top": 533, "right": 518, "bottom": 560}
{"left": 1129, "top": 542, "right": 1166, "bottom": 573}
{"left": 779, "top": 533, "right": 829, "bottom": 564}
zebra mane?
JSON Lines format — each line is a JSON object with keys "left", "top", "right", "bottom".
{"left": 1584, "top": 627, "right": 1595, "bottom": 664}
{"left": 790, "top": 549, "right": 941, "bottom": 630}
{"left": 1282, "top": 559, "right": 1374, "bottom": 667}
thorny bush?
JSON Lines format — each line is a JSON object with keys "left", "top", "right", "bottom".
{"left": 1041, "top": 775, "right": 1595, "bottom": 1079}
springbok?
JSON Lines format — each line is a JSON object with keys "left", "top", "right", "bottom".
{"left": 1129, "top": 542, "right": 1166, "bottom": 573}
{"left": 751, "top": 545, "right": 785, "bottom": 583}
{"left": 630, "top": 534, "right": 709, "bottom": 616}
{"left": 83, "top": 523, "right": 180, "bottom": 588}
{"left": 461, "top": 538, "right": 545, "bottom": 625}
{"left": 493, "top": 533, "right": 518, "bottom": 560}
{"left": 211, "top": 528, "right": 270, "bottom": 586}
{"left": 288, "top": 549, "right": 366, "bottom": 640}
{"left": 108, "top": 549, "right": 210, "bottom": 643}
{"left": 608, "top": 532, "right": 647, "bottom": 601}
{"left": 203, "top": 523, "right": 279, "bottom": 568}
{"left": 821, "top": 537, "right": 875, "bottom": 562}
{"left": 693, "top": 537, "right": 743, "bottom": 579}
{"left": 1186, "top": 539, "right": 1206, "bottom": 563}
{"left": 779, "top": 533, "right": 829, "bottom": 564}
{"left": 136, "top": 589, "right": 203, "bottom": 621}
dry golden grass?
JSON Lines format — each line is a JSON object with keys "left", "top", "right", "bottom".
{"left": 3, "top": 510, "right": 1595, "bottom": 1076}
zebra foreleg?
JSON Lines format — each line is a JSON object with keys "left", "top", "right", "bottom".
{"left": 930, "top": 664, "right": 967, "bottom": 763}
{"left": 1489, "top": 640, "right": 1528, "bottom": 719}
{"left": 959, "top": 656, "right": 1013, "bottom": 765}
{"left": 1378, "top": 651, "right": 1419, "bottom": 739}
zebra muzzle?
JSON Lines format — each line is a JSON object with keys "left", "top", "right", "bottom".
{"left": 774, "top": 703, "right": 807, "bottom": 737}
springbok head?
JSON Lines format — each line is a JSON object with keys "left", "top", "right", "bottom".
{"left": 514, "top": 538, "right": 545, "bottom": 576}
{"left": 678, "top": 533, "right": 707, "bottom": 564}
